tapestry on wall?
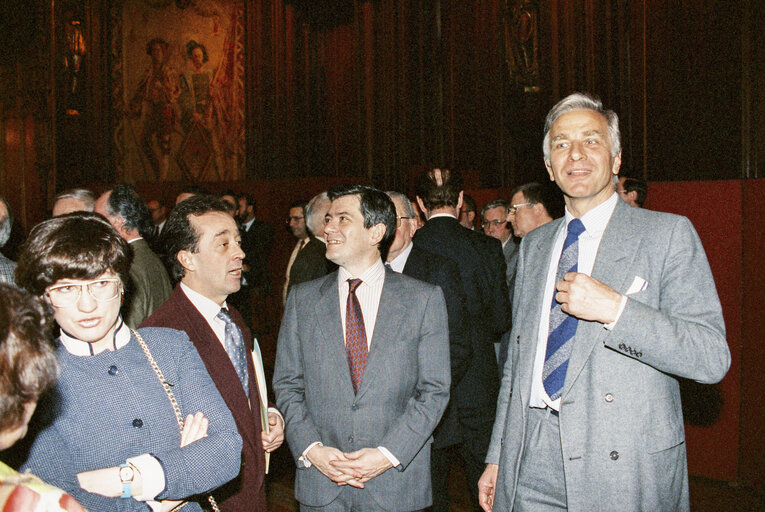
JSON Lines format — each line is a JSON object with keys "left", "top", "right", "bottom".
{"left": 111, "top": 0, "right": 245, "bottom": 182}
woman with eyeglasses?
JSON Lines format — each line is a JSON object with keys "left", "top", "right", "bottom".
{"left": 14, "top": 212, "right": 242, "bottom": 512}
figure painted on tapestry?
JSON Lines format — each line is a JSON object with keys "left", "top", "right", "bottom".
{"left": 178, "top": 40, "right": 213, "bottom": 133}
{"left": 504, "top": 0, "right": 540, "bottom": 92}
{"left": 128, "top": 37, "right": 180, "bottom": 181}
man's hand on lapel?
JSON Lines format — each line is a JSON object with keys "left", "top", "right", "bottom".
{"left": 329, "top": 448, "right": 393, "bottom": 487}
{"left": 305, "top": 445, "right": 363, "bottom": 487}
{"left": 555, "top": 272, "right": 623, "bottom": 324}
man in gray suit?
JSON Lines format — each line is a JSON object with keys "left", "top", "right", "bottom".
{"left": 95, "top": 184, "right": 172, "bottom": 328}
{"left": 478, "top": 93, "right": 730, "bottom": 512}
{"left": 481, "top": 198, "right": 519, "bottom": 295}
{"left": 273, "top": 184, "right": 450, "bottom": 511}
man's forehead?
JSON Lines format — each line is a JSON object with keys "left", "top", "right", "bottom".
{"left": 329, "top": 194, "right": 361, "bottom": 214}
{"left": 484, "top": 205, "right": 507, "bottom": 218}
{"left": 551, "top": 109, "right": 608, "bottom": 135}
{"left": 191, "top": 211, "right": 238, "bottom": 234}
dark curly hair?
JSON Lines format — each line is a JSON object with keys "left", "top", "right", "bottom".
{"left": 15, "top": 212, "right": 132, "bottom": 297}
{"left": 0, "top": 283, "right": 58, "bottom": 431}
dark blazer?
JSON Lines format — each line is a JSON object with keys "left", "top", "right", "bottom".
{"left": 286, "top": 236, "right": 335, "bottom": 297}
{"left": 402, "top": 244, "right": 470, "bottom": 448}
{"left": 240, "top": 218, "right": 274, "bottom": 293}
{"left": 142, "top": 285, "right": 267, "bottom": 512}
{"left": 413, "top": 216, "right": 510, "bottom": 452}
{"left": 124, "top": 238, "right": 172, "bottom": 329}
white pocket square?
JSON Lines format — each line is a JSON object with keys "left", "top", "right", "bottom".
{"left": 626, "top": 276, "right": 648, "bottom": 295}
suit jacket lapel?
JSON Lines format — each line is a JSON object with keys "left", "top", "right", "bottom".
{"left": 562, "top": 201, "right": 642, "bottom": 399}
{"left": 314, "top": 275, "right": 355, "bottom": 397}
{"left": 355, "top": 270, "right": 407, "bottom": 400}
{"left": 517, "top": 221, "right": 563, "bottom": 404}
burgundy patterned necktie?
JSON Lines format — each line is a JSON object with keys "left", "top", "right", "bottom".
{"left": 345, "top": 278, "right": 368, "bottom": 394}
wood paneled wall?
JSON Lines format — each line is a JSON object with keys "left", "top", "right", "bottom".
{"left": 0, "top": 0, "right": 761, "bottom": 224}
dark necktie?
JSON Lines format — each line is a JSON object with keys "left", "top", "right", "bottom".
{"left": 345, "top": 279, "right": 368, "bottom": 394}
{"left": 543, "top": 218, "right": 586, "bottom": 400}
{"left": 217, "top": 309, "right": 249, "bottom": 393}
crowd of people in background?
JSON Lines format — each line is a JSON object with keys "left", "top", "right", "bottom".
{"left": 0, "top": 93, "right": 727, "bottom": 512}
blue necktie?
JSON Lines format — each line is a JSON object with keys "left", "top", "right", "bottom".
{"left": 543, "top": 218, "right": 586, "bottom": 400}
{"left": 217, "top": 309, "right": 249, "bottom": 393}
{"left": 345, "top": 279, "right": 368, "bottom": 394}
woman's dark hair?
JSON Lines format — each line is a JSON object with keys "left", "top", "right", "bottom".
{"left": 15, "top": 212, "right": 132, "bottom": 297}
{"left": 0, "top": 283, "right": 58, "bottom": 431}
{"left": 186, "top": 40, "right": 209, "bottom": 63}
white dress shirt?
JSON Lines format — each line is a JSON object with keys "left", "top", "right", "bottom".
{"left": 529, "top": 192, "right": 626, "bottom": 411}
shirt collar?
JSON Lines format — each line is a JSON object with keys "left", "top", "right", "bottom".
{"left": 338, "top": 258, "right": 386, "bottom": 286}
{"left": 180, "top": 282, "right": 228, "bottom": 323}
{"left": 388, "top": 241, "right": 413, "bottom": 273}
{"left": 242, "top": 217, "right": 255, "bottom": 231}
{"left": 128, "top": 237, "right": 144, "bottom": 244}
{"left": 564, "top": 191, "right": 618, "bottom": 236}
{"left": 60, "top": 317, "right": 131, "bottom": 356}
{"left": 429, "top": 213, "right": 457, "bottom": 220}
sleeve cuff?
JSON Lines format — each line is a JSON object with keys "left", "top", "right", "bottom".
{"left": 267, "top": 407, "right": 283, "bottom": 424}
{"left": 126, "top": 453, "right": 165, "bottom": 501}
{"left": 377, "top": 446, "right": 401, "bottom": 469}
{"left": 146, "top": 501, "right": 163, "bottom": 512}
{"left": 603, "top": 294, "right": 628, "bottom": 330}
{"left": 299, "top": 441, "right": 323, "bottom": 468}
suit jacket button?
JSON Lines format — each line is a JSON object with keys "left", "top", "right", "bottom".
{"left": 348, "top": 436, "right": 353, "bottom": 443}
{"left": 610, "top": 450, "right": 619, "bottom": 460}
{"left": 108, "top": 365, "right": 118, "bottom": 375}
{"left": 351, "top": 403, "right": 358, "bottom": 410}
{"left": 604, "top": 393, "right": 614, "bottom": 402}
{"left": 132, "top": 419, "right": 143, "bottom": 428}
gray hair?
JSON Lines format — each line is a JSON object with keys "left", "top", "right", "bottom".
{"left": 481, "top": 198, "right": 510, "bottom": 217}
{"left": 305, "top": 191, "right": 330, "bottom": 235}
{"left": 385, "top": 191, "right": 416, "bottom": 218}
{"left": 0, "top": 196, "right": 12, "bottom": 248}
{"left": 53, "top": 188, "right": 96, "bottom": 212}
{"left": 542, "top": 92, "right": 621, "bottom": 165}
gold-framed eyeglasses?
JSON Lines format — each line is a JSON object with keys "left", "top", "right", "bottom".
{"left": 508, "top": 202, "right": 535, "bottom": 215}
{"left": 396, "top": 216, "right": 414, "bottom": 227}
{"left": 45, "top": 278, "right": 122, "bottom": 308}
{"left": 481, "top": 219, "right": 506, "bottom": 229}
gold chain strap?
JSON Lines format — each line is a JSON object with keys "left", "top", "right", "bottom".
{"left": 131, "top": 329, "right": 221, "bottom": 512}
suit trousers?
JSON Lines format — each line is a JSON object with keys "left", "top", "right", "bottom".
{"left": 431, "top": 442, "right": 484, "bottom": 512}
{"left": 514, "top": 407, "right": 567, "bottom": 511}
{"left": 300, "top": 485, "right": 425, "bottom": 512}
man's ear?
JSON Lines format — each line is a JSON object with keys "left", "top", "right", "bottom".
{"left": 368, "top": 223, "right": 386, "bottom": 247}
{"left": 456, "top": 191, "right": 464, "bottom": 210}
{"left": 416, "top": 196, "right": 429, "bottom": 219}
{"left": 177, "top": 250, "right": 195, "bottom": 273}
{"left": 627, "top": 190, "right": 638, "bottom": 203}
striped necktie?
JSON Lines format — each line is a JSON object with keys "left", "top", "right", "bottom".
{"left": 543, "top": 218, "right": 586, "bottom": 400}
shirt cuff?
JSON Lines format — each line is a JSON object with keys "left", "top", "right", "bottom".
{"left": 603, "top": 294, "right": 628, "bottom": 330}
{"left": 126, "top": 453, "right": 165, "bottom": 501}
{"left": 267, "top": 407, "right": 283, "bottom": 424}
{"left": 377, "top": 446, "right": 400, "bottom": 469}
{"left": 146, "top": 501, "right": 162, "bottom": 512}
{"left": 299, "top": 441, "right": 323, "bottom": 468}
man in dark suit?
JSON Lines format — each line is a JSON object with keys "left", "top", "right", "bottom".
{"left": 413, "top": 168, "right": 511, "bottom": 511}
{"left": 285, "top": 192, "right": 336, "bottom": 301}
{"left": 273, "top": 184, "right": 450, "bottom": 511}
{"left": 230, "top": 192, "right": 274, "bottom": 332}
{"left": 142, "top": 195, "right": 284, "bottom": 512}
{"left": 386, "top": 190, "right": 472, "bottom": 510}
{"left": 478, "top": 93, "right": 729, "bottom": 512}
{"left": 94, "top": 184, "right": 172, "bottom": 328}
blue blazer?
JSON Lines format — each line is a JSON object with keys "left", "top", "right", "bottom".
{"left": 23, "top": 327, "right": 242, "bottom": 511}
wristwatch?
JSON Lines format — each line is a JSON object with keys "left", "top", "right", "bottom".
{"left": 119, "top": 463, "right": 134, "bottom": 498}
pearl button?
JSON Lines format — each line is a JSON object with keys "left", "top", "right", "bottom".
{"left": 605, "top": 393, "right": 614, "bottom": 403}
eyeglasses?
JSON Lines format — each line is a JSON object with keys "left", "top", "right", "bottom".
{"left": 396, "top": 216, "right": 414, "bottom": 227}
{"left": 285, "top": 216, "right": 304, "bottom": 224}
{"left": 481, "top": 219, "right": 506, "bottom": 229}
{"left": 46, "top": 278, "right": 122, "bottom": 308}
{"left": 508, "top": 202, "right": 535, "bottom": 215}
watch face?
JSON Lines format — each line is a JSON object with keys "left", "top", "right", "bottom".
{"left": 119, "top": 465, "right": 134, "bottom": 483}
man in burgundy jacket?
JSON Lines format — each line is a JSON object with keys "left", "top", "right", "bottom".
{"left": 143, "top": 195, "right": 284, "bottom": 511}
